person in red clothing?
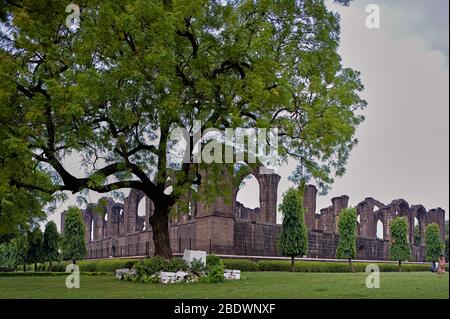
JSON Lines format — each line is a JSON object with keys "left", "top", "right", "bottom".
{"left": 437, "top": 254, "right": 446, "bottom": 275}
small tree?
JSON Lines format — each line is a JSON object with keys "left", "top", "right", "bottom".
{"left": 389, "top": 217, "right": 411, "bottom": 271}
{"left": 62, "top": 207, "right": 87, "bottom": 264}
{"left": 42, "top": 221, "right": 60, "bottom": 271}
{"left": 278, "top": 188, "right": 308, "bottom": 272}
{"left": 336, "top": 208, "right": 357, "bottom": 272}
{"left": 425, "top": 223, "right": 444, "bottom": 262}
{"left": 25, "top": 228, "right": 43, "bottom": 272}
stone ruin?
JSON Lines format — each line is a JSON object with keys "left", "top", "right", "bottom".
{"left": 61, "top": 169, "right": 446, "bottom": 262}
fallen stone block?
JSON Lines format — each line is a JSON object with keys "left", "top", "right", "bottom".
{"left": 115, "top": 268, "right": 136, "bottom": 279}
{"left": 183, "top": 250, "right": 206, "bottom": 267}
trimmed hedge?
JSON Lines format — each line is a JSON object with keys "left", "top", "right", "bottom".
{"left": 0, "top": 271, "right": 109, "bottom": 277}
{"left": 21, "top": 259, "right": 141, "bottom": 273}
{"left": 222, "top": 259, "right": 259, "bottom": 271}
{"left": 18, "top": 258, "right": 447, "bottom": 274}
{"left": 256, "top": 260, "right": 440, "bottom": 273}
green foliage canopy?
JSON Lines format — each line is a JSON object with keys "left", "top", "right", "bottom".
{"left": 0, "top": 0, "right": 365, "bottom": 257}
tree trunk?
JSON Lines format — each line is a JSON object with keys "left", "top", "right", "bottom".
{"left": 290, "top": 256, "right": 295, "bottom": 272}
{"left": 348, "top": 258, "right": 355, "bottom": 273}
{"left": 49, "top": 261, "right": 52, "bottom": 272}
{"left": 23, "top": 264, "right": 26, "bottom": 273}
{"left": 398, "top": 260, "right": 402, "bottom": 272}
{"left": 150, "top": 205, "right": 172, "bottom": 259}
{"left": 34, "top": 262, "right": 37, "bottom": 272}
{"left": 72, "top": 259, "right": 76, "bottom": 265}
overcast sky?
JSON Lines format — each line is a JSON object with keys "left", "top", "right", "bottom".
{"left": 47, "top": 0, "right": 449, "bottom": 230}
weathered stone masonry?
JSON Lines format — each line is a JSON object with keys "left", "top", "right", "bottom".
{"left": 61, "top": 171, "right": 446, "bottom": 261}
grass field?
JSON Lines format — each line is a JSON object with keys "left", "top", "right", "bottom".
{"left": 0, "top": 272, "right": 447, "bottom": 299}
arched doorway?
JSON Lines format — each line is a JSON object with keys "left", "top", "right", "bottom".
{"left": 236, "top": 174, "right": 260, "bottom": 210}
{"left": 235, "top": 174, "right": 261, "bottom": 221}
{"left": 376, "top": 220, "right": 384, "bottom": 240}
{"left": 137, "top": 197, "right": 147, "bottom": 231}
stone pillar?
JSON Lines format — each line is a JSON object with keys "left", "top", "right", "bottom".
{"left": 93, "top": 209, "right": 104, "bottom": 241}
{"left": 60, "top": 210, "right": 67, "bottom": 235}
{"left": 357, "top": 199, "right": 374, "bottom": 238}
{"left": 332, "top": 195, "right": 349, "bottom": 233}
{"left": 82, "top": 210, "right": 92, "bottom": 243}
{"left": 303, "top": 185, "right": 317, "bottom": 230}
{"left": 380, "top": 207, "right": 392, "bottom": 241}
{"left": 256, "top": 171, "right": 281, "bottom": 224}
{"left": 428, "top": 208, "right": 446, "bottom": 242}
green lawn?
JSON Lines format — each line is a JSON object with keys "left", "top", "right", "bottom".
{"left": 0, "top": 272, "right": 447, "bottom": 299}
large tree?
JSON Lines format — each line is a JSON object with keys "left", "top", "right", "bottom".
{"left": 62, "top": 206, "right": 87, "bottom": 264}
{"left": 278, "top": 187, "right": 308, "bottom": 272}
{"left": 336, "top": 207, "right": 357, "bottom": 272}
{"left": 42, "top": 221, "right": 60, "bottom": 271}
{"left": 0, "top": 0, "right": 365, "bottom": 258}
{"left": 389, "top": 217, "right": 411, "bottom": 271}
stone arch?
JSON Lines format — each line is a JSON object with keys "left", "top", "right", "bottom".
{"left": 356, "top": 211, "right": 361, "bottom": 236}
{"left": 236, "top": 174, "right": 260, "bottom": 210}
{"left": 390, "top": 199, "right": 411, "bottom": 243}
{"left": 376, "top": 218, "right": 385, "bottom": 240}
{"left": 357, "top": 198, "right": 385, "bottom": 238}
{"left": 374, "top": 208, "right": 389, "bottom": 240}
{"left": 232, "top": 166, "right": 280, "bottom": 224}
{"left": 137, "top": 198, "right": 147, "bottom": 231}
{"left": 90, "top": 218, "right": 94, "bottom": 242}
{"left": 124, "top": 189, "right": 146, "bottom": 234}
{"left": 410, "top": 205, "right": 427, "bottom": 245}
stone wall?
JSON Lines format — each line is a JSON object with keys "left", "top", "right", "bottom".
{"left": 62, "top": 171, "right": 446, "bottom": 262}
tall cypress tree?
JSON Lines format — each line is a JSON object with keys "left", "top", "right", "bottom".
{"left": 26, "top": 227, "right": 43, "bottom": 272}
{"left": 336, "top": 208, "right": 357, "bottom": 272}
{"left": 42, "top": 221, "right": 60, "bottom": 271}
{"left": 62, "top": 207, "right": 87, "bottom": 264}
{"left": 389, "top": 217, "right": 411, "bottom": 271}
{"left": 278, "top": 188, "right": 308, "bottom": 272}
{"left": 425, "top": 223, "right": 444, "bottom": 262}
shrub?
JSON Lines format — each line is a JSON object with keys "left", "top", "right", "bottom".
{"left": 206, "top": 265, "right": 225, "bottom": 283}
{"left": 222, "top": 259, "right": 259, "bottom": 271}
{"left": 45, "top": 261, "right": 70, "bottom": 272}
{"left": 206, "top": 254, "right": 223, "bottom": 268}
{"left": 189, "top": 258, "right": 205, "bottom": 276}
{"left": 137, "top": 273, "right": 160, "bottom": 284}
{"left": 133, "top": 256, "right": 169, "bottom": 276}
{"left": 166, "top": 258, "right": 188, "bottom": 272}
